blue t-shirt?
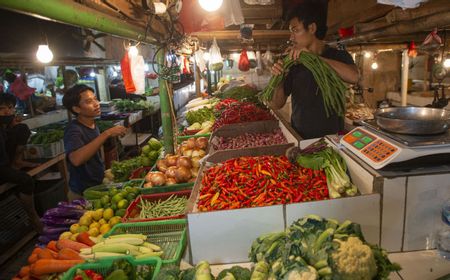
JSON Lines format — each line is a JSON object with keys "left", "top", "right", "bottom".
{"left": 64, "top": 120, "right": 104, "bottom": 194}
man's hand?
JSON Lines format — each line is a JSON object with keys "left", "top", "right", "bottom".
{"left": 271, "top": 59, "right": 284, "bottom": 76}
{"left": 106, "top": 126, "right": 127, "bottom": 138}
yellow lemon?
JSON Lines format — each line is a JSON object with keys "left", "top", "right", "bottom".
{"left": 59, "top": 231, "right": 72, "bottom": 240}
{"left": 89, "top": 222, "right": 100, "bottom": 229}
{"left": 98, "top": 218, "right": 107, "bottom": 225}
{"left": 84, "top": 211, "right": 94, "bottom": 218}
{"left": 99, "top": 224, "right": 111, "bottom": 235}
{"left": 79, "top": 215, "right": 92, "bottom": 227}
{"left": 109, "top": 216, "right": 121, "bottom": 227}
{"left": 103, "top": 208, "right": 114, "bottom": 221}
{"left": 88, "top": 227, "right": 100, "bottom": 237}
{"left": 70, "top": 223, "right": 80, "bottom": 234}
{"left": 92, "top": 209, "right": 104, "bottom": 221}
{"left": 70, "top": 233, "right": 79, "bottom": 241}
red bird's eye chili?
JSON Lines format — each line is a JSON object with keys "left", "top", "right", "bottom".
{"left": 197, "top": 155, "right": 329, "bottom": 211}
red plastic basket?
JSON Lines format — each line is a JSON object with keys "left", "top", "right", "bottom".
{"left": 129, "top": 166, "right": 153, "bottom": 180}
{"left": 122, "top": 190, "right": 191, "bottom": 223}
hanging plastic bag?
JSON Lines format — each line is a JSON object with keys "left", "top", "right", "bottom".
{"left": 223, "top": 0, "right": 244, "bottom": 27}
{"left": 209, "top": 38, "right": 223, "bottom": 71}
{"left": 120, "top": 52, "right": 136, "bottom": 93}
{"left": 10, "top": 75, "right": 35, "bottom": 101}
{"left": 247, "top": 51, "right": 257, "bottom": 69}
{"left": 262, "top": 47, "right": 274, "bottom": 68}
{"left": 129, "top": 54, "right": 145, "bottom": 94}
{"left": 238, "top": 49, "right": 250, "bottom": 72}
{"left": 194, "top": 49, "right": 207, "bottom": 72}
{"left": 256, "top": 50, "right": 263, "bottom": 76}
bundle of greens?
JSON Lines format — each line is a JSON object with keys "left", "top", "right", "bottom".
{"left": 111, "top": 156, "right": 144, "bottom": 182}
{"left": 216, "top": 85, "right": 262, "bottom": 106}
{"left": 295, "top": 138, "right": 357, "bottom": 198}
{"left": 249, "top": 215, "right": 401, "bottom": 280}
{"left": 113, "top": 99, "right": 155, "bottom": 113}
{"left": 186, "top": 107, "right": 216, "bottom": 125}
{"left": 30, "top": 130, "right": 64, "bottom": 144}
{"left": 260, "top": 52, "right": 347, "bottom": 117}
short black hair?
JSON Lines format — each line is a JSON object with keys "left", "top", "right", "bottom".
{"left": 287, "top": 1, "right": 328, "bottom": 40}
{"left": 0, "top": 93, "right": 17, "bottom": 107}
{"left": 62, "top": 84, "right": 94, "bottom": 115}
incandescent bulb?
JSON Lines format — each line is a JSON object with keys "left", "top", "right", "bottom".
{"left": 371, "top": 62, "right": 379, "bottom": 70}
{"left": 199, "top": 0, "right": 223, "bottom": 12}
{"left": 364, "top": 52, "right": 372, "bottom": 59}
{"left": 36, "top": 45, "right": 53, "bottom": 63}
{"left": 444, "top": 58, "right": 450, "bottom": 68}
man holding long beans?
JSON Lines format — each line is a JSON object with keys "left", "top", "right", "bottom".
{"left": 269, "top": 1, "right": 359, "bottom": 139}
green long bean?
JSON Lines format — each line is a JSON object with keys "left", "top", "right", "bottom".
{"left": 137, "top": 194, "right": 187, "bottom": 219}
{"left": 260, "top": 52, "right": 347, "bottom": 117}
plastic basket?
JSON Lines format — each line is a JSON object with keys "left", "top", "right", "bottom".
{"left": 140, "top": 182, "right": 194, "bottom": 195}
{"left": 62, "top": 255, "right": 161, "bottom": 280}
{"left": 123, "top": 190, "right": 191, "bottom": 223}
{"left": 104, "top": 219, "right": 187, "bottom": 266}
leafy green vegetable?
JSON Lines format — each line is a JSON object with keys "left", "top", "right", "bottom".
{"left": 113, "top": 99, "right": 156, "bottom": 113}
{"left": 296, "top": 139, "right": 357, "bottom": 198}
{"left": 30, "top": 130, "right": 64, "bottom": 144}
{"left": 155, "top": 266, "right": 181, "bottom": 280}
{"left": 249, "top": 216, "right": 401, "bottom": 280}
{"left": 97, "top": 120, "right": 115, "bottom": 133}
{"left": 217, "top": 266, "right": 251, "bottom": 280}
{"left": 111, "top": 157, "right": 144, "bottom": 182}
{"left": 186, "top": 107, "right": 215, "bottom": 125}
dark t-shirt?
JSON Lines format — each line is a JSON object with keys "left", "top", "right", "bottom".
{"left": 284, "top": 47, "right": 355, "bottom": 139}
{"left": 64, "top": 120, "right": 104, "bottom": 194}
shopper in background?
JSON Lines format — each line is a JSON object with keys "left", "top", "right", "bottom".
{"left": 62, "top": 84, "right": 127, "bottom": 201}
{"left": 269, "top": 0, "right": 358, "bottom": 139}
{"left": 0, "top": 93, "right": 43, "bottom": 233}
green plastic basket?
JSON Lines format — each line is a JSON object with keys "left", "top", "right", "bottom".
{"left": 62, "top": 256, "right": 161, "bottom": 280}
{"left": 176, "top": 134, "right": 211, "bottom": 142}
{"left": 104, "top": 219, "right": 187, "bottom": 266}
{"left": 140, "top": 182, "right": 194, "bottom": 194}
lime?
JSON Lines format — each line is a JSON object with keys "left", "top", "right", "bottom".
{"left": 111, "top": 193, "right": 123, "bottom": 204}
{"left": 142, "top": 145, "right": 151, "bottom": 155}
{"left": 93, "top": 199, "right": 103, "bottom": 209}
{"left": 142, "top": 157, "right": 152, "bottom": 167}
{"left": 100, "top": 195, "right": 110, "bottom": 206}
{"left": 127, "top": 193, "right": 137, "bottom": 201}
{"left": 109, "top": 188, "right": 119, "bottom": 197}
{"left": 124, "top": 186, "right": 133, "bottom": 193}
{"left": 115, "top": 209, "right": 126, "bottom": 217}
{"left": 117, "top": 199, "right": 129, "bottom": 209}
{"left": 111, "top": 204, "right": 118, "bottom": 211}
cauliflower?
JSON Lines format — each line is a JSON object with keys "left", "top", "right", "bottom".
{"left": 331, "top": 237, "right": 377, "bottom": 280}
{"left": 283, "top": 266, "right": 318, "bottom": 280}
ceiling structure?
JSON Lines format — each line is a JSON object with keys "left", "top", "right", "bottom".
{"left": 1, "top": 0, "right": 450, "bottom": 58}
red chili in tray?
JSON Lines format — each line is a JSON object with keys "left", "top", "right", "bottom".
{"left": 197, "top": 155, "right": 329, "bottom": 212}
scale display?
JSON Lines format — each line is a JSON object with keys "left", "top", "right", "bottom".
{"left": 341, "top": 128, "right": 401, "bottom": 169}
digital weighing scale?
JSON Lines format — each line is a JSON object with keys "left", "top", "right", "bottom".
{"left": 340, "top": 120, "right": 450, "bottom": 169}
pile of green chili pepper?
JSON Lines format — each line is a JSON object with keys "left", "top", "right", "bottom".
{"left": 136, "top": 194, "right": 187, "bottom": 219}
{"left": 260, "top": 52, "right": 347, "bottom": 117}
{"left": 197, "top": 155, "right": 329, "bottom": 212}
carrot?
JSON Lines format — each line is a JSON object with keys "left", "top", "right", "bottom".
{"left": 46, "top": 241, "right": 58, "bottom": 252}
{"left": 56, "top": 239, "right": 89, "bottom": 252}
{"left": 31, "top": 247, "right": 43, "bottom": 256}
{"left": 18, "top": 266, "right": 30, "bottom": 277}
{"left": 37, "top": 248, "right": 57, "bottom": 260}
{"left": 27, "top": 254, "right": 38, "bottom": 264}
{"left": 57, "top": 248, "right": 82, "bottom": 260}
{"left": 76, "top": 232, "right": 95, "bottom": 247}
{"left": 30, "top": 259, "right": 84, "bottom": 276}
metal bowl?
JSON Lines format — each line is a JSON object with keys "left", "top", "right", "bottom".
{"left": 375, "top": 107, "right": 450, "bottom": 135}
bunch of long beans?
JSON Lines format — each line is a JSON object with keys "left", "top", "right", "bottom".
{"left": 137, "top": 194, "right": 187, "bottom": 219}
{"left": 260, "top": 52, "right": 347, "bottom": 117}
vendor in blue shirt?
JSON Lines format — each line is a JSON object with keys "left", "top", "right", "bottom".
{"left": 62, "top": 84, "right": 127, "bottom": 201}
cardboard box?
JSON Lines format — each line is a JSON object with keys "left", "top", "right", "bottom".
{"left": 207, "top": 120, "right": 296, "bottom": 155}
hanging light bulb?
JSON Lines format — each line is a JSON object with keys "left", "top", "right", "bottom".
{"left": 371, "top": 61, "right": 379, "bottom": 70}
{"left": 364, "top": 51, "right": 372, "bottom": 59}
{"left": 199, "top": 0, "right": 223, "bottom": 12}
{"left": 444, "top": 58, "right": 450, "bottom": 68}
{"left": 36, "top": 44, "right": 54, "bottom": 63}
{"left": 129, "top": 45, "right": 139, "bottom": 56}
{"left": 90, "top": 71, "right": 96, "bottom": 77}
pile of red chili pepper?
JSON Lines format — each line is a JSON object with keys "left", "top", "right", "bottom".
{"left": 197, "top": 155, "right": 329, "bottom": 211}
{"left": 214, "top": 98, "right": 239, "bottom": 113}
{"left": 212, "top": 102, "right": 275, "bottom": 131}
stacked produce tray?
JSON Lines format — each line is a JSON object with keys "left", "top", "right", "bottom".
{"left": 104, "top": 219, "right": 187, "bottom": 266}
{"left": 123, "top": 190, "right": 191, "bottom": 223}
{"left": 62, "top": 256, "right": 161, "bottom": 280}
